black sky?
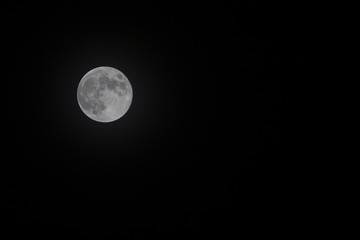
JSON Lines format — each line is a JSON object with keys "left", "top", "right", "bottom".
{"left": 4, "top": 1, "right": 288, "bottom": 238}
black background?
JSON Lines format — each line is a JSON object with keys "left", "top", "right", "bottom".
{"left": 4, "top": 1, "right": 288, "bottom": 238}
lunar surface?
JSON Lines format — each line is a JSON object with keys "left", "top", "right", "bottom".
{"left": 77, "top": 66, "right": 133, "bottom": 122}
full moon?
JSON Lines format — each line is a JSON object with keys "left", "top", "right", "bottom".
{"left": 77, "top": 66, "right": 133, "bottom": 122}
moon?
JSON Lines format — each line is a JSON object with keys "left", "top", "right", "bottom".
{"left": 77, "top": 66, "right": 133, "bottom": 123}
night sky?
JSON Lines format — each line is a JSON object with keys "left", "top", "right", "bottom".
{"left": 4, "top": 1, "right": 288, "bottom": 238}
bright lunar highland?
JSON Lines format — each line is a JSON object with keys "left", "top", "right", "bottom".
{"left": 77, "top": 66, "right": 133, "bottom": 122}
